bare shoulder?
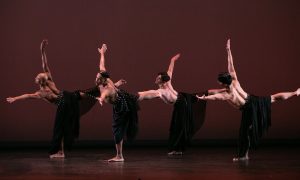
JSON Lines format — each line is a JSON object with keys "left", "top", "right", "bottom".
{"left": 46, "top": 78, "right": 55, "bottom": 84}
{"left": 220, "top": 91, "right": 232, "bottom": 100}
{"left": 157, "top": 88, "right": 167, "bottom": 94}
{"left": 232, "top": 79, "right": 242, "bottom": 87}
{"left": 166, "top": 81, "right": 173, "bottom": 87}
{"left": 45, "top": 79, "right": 56, "bottom": 89}
{"left": 232, "top": 80, "right": 247, "bottom": 94}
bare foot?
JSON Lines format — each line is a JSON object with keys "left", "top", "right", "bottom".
{"left": 107, "top": 156, "right": 124, "bottom": 162}
{"left": 49, "top": 151, "right": 65, "bottom": 159}
{"left": 233, "top": 156, "right": 249, "bottom": 162}
{"left": 296, "top": 88, "right": 300, "bottom": 96}
{"left": 168, "top": 151, "right": 183, "bottom": 156}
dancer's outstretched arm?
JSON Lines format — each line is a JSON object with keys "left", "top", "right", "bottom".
{"left": 40, "top": 39, "right": 53, "bottom": 80}
{"left": 271, "top": 88, "right": 300, "bottom": 103}
{"left": 114, "top": 79, "right": 127, "bottom": 87}
{"left": 98, "top": 44, "right": 107, "bottom": 72}
{"left": 167, "top": 53, "right": 180, "bottom": 80}
{"left": 6, "top": 92, "right": 42, "bottom": 103}
{"left": 208, "top": 88, "right": 227, "bottom": 95}
{"left": 226, "top": 39, "right": 238, "bottom": 81}
{"left": 196, "top": 92, "right": 229, "bottom": 101}
{"left": 138, "top": 90, "right": 161, "bottom": 101}
{"left": 97, "top": 43, "right": 116, "bottom": 85}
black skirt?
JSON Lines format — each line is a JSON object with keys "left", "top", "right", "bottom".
{"left": 238, "top": 95, "right": 271, "bottom": 157}
{"left": 168, "top": 92, "right": 207, "bottom": 152}
{"left": 49, "top": 91, "right": 81, "bottom": 154}
{"left": 112, "top": 89, "right": 140, "bottom": 144}
{"left": 49, "top": 86, "right": 100, "bottom": 155}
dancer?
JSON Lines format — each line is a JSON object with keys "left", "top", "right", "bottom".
{"left": 6, "top": 40, "right": 125, "bottom": 158}
{"left": 138, "top": 54, "right": 207, "bottom": 155}
{"left": 197, "top": 39, "right": 300, "bottom": 161}
{"left": 95, "top": 44, "right": 139, "bottom": 162}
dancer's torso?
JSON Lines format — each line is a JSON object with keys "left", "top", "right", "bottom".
{"left": 225, "top": 81, "right": 248, "bottom": 109}
{"left": 99, "top": 80, "right": 118, "bottom": 104}
{"left": 39, "top": 80, "right": 61, "bottom": 104}
{"left": 158, "top": 82, "right": 178, "bottom": 104}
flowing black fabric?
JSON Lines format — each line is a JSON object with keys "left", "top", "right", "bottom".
{"left": 238, "top": 95, "right": 271, "bottom": 157}
{"left": 49, "top": 91, "right": 81, "bottom": 154}
{"left": 112, "top": 89, "right": 139, "bottom": 144}
{"left": 49, "top": 87, "right": 100, "bottom": 155}
{"left": 168, "top": 92, "right": 207, "bottom": 152}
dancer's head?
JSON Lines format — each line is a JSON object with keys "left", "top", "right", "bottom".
{"left": 155, "top": 72, "right": 170, "bottom": 84}
{"left": 218, "top": 72, "right": 232, "bottom": 87}
{"left": 95, "top": 70, "right": 110, "bottom": 85}
{"left": 35, "top": 73, "right": 48, "bottom": 86}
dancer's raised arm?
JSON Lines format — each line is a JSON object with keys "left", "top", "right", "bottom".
{"left": 40, "top": 39, "right": 53, "bottom": 80}
{"left": 167, "top": 53, "right": 180, "bottom": 80}
{"left": 226, "top": 39, "right": 238, "bottom": 81}
{"left": 98, "top": 44, "right": 107, "bottom": 72}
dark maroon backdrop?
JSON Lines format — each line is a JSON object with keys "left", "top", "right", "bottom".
{"left": 1, "top": 0, "right": 299, "bottom": 142}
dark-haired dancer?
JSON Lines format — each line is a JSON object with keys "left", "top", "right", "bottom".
{"left": 95, "top": 44, "right": 139, "bottom": 162}
{"left": 6, "top": 40, "right": 125, "bottom": 158}
{"left": 138, "top": 54, "right": 207, "bottom": 155}
{"left": 197, "top": 39, "right": 300, "bottom": 161}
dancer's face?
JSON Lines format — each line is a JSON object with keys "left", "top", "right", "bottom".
{"left": 155, "top": 75, "right": 162, "bottom": 84}
{"left": 95, "top": 73, "right": 106, "bottom": 85}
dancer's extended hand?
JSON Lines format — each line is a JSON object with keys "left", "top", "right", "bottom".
{"left": 98, "top": 44, "right": 107, "bottom": 54}
{"left": 226, "top": 39, "right": 230, "bottom": 50}
{"left": 196, "top": 94, "right": 205, "bottom": 100}
{"left": 171, "top": 53, "right": 180, "bottom": 62}
{"left": 40, "top": 39, "right": 48, "bottom": 52}
{"left": 6, "top": 97, "right": 16, "bottom": 103}
{"left": 97, "top": 97, "right": 103, "bottom": 106}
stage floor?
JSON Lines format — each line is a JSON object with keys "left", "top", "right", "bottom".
{"left": 0, "top": 147, "right": 300, "bottom": 179}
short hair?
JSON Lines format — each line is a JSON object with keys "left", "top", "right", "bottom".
{"left": 99, "top": 71, "right": 110, "bottom": 79}
{"left": 36, "top": 73, "right": 48, "bottom": 85}
{"left": 158, "top": 72, "right": 170, "bottom": 82}
{"left": 218, "top": 72, "right": 232, "bottom": 85}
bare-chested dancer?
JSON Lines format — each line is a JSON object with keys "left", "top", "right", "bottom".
{"left": 197, "top": 39, "right": 300, "bottom": 161}
{"left": 95, "top": 44, "right": 139, "bottom": 162}
{"left": 138, "top": 54, "right": 207, "bottom": 155}
{"left": 6, "top": 40, "right": 125, "bottom": 159}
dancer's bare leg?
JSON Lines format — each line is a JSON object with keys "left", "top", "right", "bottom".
{"left": 108, "top": 140, "right": 124, "bottom": 162}
{"left": 271, "top": 88, "right": 300, "bottom": 103}
{"left": 49, "top": 139, "right": 65, "bottom": 159}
